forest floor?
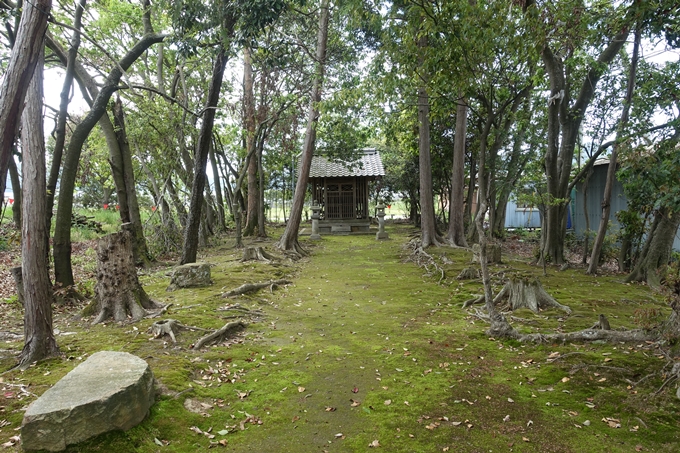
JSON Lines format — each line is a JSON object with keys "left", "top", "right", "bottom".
{"left": 1, "top": 223, "right": 679, "bottom": 452}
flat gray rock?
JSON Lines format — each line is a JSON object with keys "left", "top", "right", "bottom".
{"left": 21, "top": 351, "right": 154, "bottom": 452}
{"left": 166, "top": 262, "right": 212, "bottom": 291}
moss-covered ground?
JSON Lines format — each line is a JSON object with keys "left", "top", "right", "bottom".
{"left": 1, "top": 224, "right": 679, "bottom": 452}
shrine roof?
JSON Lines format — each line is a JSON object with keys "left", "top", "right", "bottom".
{"left": 306, "top": 149, "right": 385, "bottom": 178}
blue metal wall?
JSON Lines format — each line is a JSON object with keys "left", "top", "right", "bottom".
{"left": 504, "top": 198, "right": 541, "bottom": 229}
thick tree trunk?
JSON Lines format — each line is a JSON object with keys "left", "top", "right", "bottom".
{"left": 88, "top": 228, "right": 160, "bottom": 324}
{"left": 0, "top": 0, "right": 51, "bottom": 201}
{"left": 181, "top": 45, "right": 229, "bottom": 264}
{"left": 277, "top": 0, "right": 330, "bottom": 254}
{"left": 417, "top": 33, "right": 441, "bottom": 248}
{"left": 18, "top": 48, "right": 59, "bottom": 369}
{"left": 626, "top": 209, "right": 680, "bottom": 288}
{"left": 447, "top": 98, "right": 468, "bottom": 247}
{"left": 588, "top": 26, "right": 640, "bottom": 274}
{"left": 53, "top": 26, "right": 166, "bottom": 287}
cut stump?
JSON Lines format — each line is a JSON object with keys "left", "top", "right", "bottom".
{"left": 241, "top": 246, "right": 280, "bottom": 263}
{"left": 87, "top": 228, "right": 161, "bottom": 324}
{"left": 463, "top": 276, "right": 571, "bottom": 315}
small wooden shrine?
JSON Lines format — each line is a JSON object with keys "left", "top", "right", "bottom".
{"left": 306, "top": 149, "right": 385, "bottom": 234}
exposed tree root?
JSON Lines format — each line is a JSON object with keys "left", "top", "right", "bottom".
{"left": 0, "top": 331, "right": 23, "bottom": 341}
{"left": 222, "top": 279, "right": 291, "bottom": 297}
{"left": 192, "top": 321, "right": 247, "bottom": 349}
{"left": 404, "top": 238, "right": 445, "bottom": 283}
{"left": 217, "top": 303, "right": 265, "bottom": 316}
{"left": 241, "top": 246, "right": 280, "bottom": 263}
{"left": 518, "top": 328, "right": 654, "bottom": 343}
{"left": 149, "top": 319, "right": 211, "bottom": 343}
{"left": 463, "top": 276, "right": 571, "bottom": 315}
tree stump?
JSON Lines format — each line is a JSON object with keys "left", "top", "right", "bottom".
{"left": 464, "top": 276, "right": 571, "bottom": 315}
{"left": 241, "top": 246, "right": 279, "bottom": 263}
{"left": 86, "top": 229, "right": 161, "bottom": 323}
{"left": 457, "top": 267, "right": 480, "bottom": 280}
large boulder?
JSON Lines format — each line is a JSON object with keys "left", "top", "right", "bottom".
{"left": 21, "top": 351, "right": 154, "bottom": 452}
{"left": 166, "top": 262, "right": 212, "bottom": 291}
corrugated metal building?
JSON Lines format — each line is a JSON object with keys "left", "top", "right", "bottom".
{"left": 573, "top": 159, "right": 680, "bottom": 251}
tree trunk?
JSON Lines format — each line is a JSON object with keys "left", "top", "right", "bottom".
{"left": 582, "top": 168, "right": 592, "bottom": 265}
{"left": 277, "top": 0, "right": 330, "bottom": 254}
{"left": 46, "top": 0, "right": 85, "bottom": 226}
{"left": 417, "top": 32, "right": 440, "bottom": 248}
{"left": 588, "top": 26, "right": 640, "bottom": 274}
{"left": 87, "top": 228, "right": 160, "bottom": 324}
{"left": 8, "top": 152, "right": 21, "bottom": 228}
{"left": 257, "top": 135, "right": 267, "bottom": 237}
{"left": 209, "top": 145, "right": 227, "bottom": 232}
{"left": 53, "top": 23, "right": 166, "bottom": 287}
{"left": 18, "top": 47, "right": 59, "bottom": 369}
{"left": 181, "top": 45, "right": 229, "bottom": 264}
{"left": 243, "top": 47, "right": 259, "bottom": 237}
{"left": 112, "top": 97, "right": 151, "bottom": 266}
{"left": 447, "top": 98, "right": 468, "bottom": 247}
{"left": 626, "top": 209, "right": 680, "bottom": 288}
{"left": 541, "top": 30, "right": 629, "bottom": 265}
{"left": 0, "top": 0, "right": 51, "bottom": 202}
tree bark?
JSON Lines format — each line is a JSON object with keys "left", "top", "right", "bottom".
{"left": 209, "top": 144, "right": 227, "bottom": 231}
{"left": 447, "top": 97, "right": 468, "bottom": 247}
{"left": 53, "top": 21, "right": 166, "bottom": 287}
{"left": 112, "top": 97, "right": 151, "bottom": 266}
{"left": 46, "top": 0, "right": 86, "bottom": 227}
{"left": 18, "top": 47, "right": 59, "bottom": 369}
{"left": 0, "top": 0, "right": 51, "bottom": 202}
{"left": 540, "top": 30, "right": 629, "bottom": 265}
{"left": 277, "top": 0, "right": 330, "bottom": 254}
{"left": 588, "top": 26, "right": 640, "bottom": 274}
{"left": 181, "top": 44, "right": 230, "bottom": 264}
{"left": 626, "top": 209, "right": 680, "bottom": 288}
{"left": 8, "top": 151, "right": 21, "bottom": 228}
{"left": 417, "top": 32, "right": 441, "bottom": 248}
{"left": 88, "top": 228, "right": 160, "bottom": 324}
{"left": 243, "top": 46, "right": 259, "bottom": 237}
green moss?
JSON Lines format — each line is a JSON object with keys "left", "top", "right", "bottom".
{"left": 2, "top": 226, "right": 679, "bottom": 452}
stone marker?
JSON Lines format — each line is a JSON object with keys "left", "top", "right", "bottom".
{"left": 21, "top": 351, "right": 155, "bottom": 452}
{"left": 166, "top": 262, "right": 212, "bottom": 291}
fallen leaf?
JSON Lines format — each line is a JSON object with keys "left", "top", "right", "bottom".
{"left": 503, "top": 415, "right": 510, "bottom": 422}
{"left": 522, "top": 437, "right": 530, "bottom": 442}
{"left": 384, "top": 399, "right": 392, "bottom": 406}
{"left": 298, "top": 386, "right": 305, "bottom": 393}
{"left": 507, "top": 398, "right": 514, "bottom": 403}
{"left": 369, "top": 439, "right": 380, "bottom": 447}
{"left": 352, "top": 387, "right": 359, "bottom": 393}
{"left": 350, "top": 399, "right": 361, "bottom": 407}
{"left": 635, "top": 445, "right": 644, "bottom": 451}
{"left": 325, "top": 406, "right": 336, "bottom": 412}
{"left": 561, "top": 377, "right": 570, "bottom": 383}
{"left": 292, "top": 416, "right": 300, "bottom": 422}
{"left": 452, "top": 421, "right": 462, "bottom": 426}
{"left": 335, "top": 433, "right": 344, "bottom": 438}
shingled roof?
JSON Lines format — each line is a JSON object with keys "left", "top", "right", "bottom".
{"left": 306, "top": 149, "right": 385, "bottom": 178}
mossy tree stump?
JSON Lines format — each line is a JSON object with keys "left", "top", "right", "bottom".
{"left": 87, "top": 228, "right": 160, "bottom": 324}
{"left": 464, "top": 275, "right": 571, "bottom": 315}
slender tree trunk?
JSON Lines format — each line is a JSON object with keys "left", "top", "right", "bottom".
{"left": 112, "top": 97, "right": 150, "bottom": 266}
{"left": 46, "top": 0, "right": 85, "bottom": 226}
{"left": 243, "top": 47, "right": 259, "bottom": 237}
{"left": 582, "top": 168, "right": 592, "bottom": 265}
{"left": 277, "top": 0, "right": 330, "bottom": 254}
{"left": 209, "top": 144, "right": 227, "bottom": 231}
{"left": 257, "top": 137, "right": 267, "bottom": 237}
{"left": 541, "top": 30, "right": 628, "bottom": 265}
{"left": 19, "top": 47, "right": 59, "bottom": 369}
{"left": 588, "top": 26, "right": 641, "bottom": 274}
{"left": 447, "top": 98, "right": 468, "bottom": 247}
{"left": 53, "top": 22, "right": 165, "bottom": 287}
{"left": 8, "top": 152, "right": 21, "bottom": 228}
{"left": 181, "top": 46, "right": 229, "bottom": 264}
